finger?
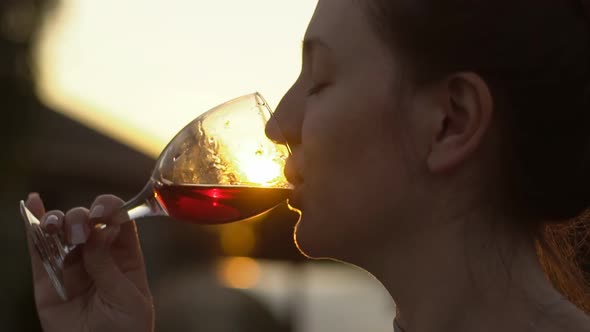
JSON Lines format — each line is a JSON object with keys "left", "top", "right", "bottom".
{"left": 58, "top": 208, "right": 94, "bottom": 300}
{"left": 83, "top": 235, "right": 150, "bottom": 311}
{"left": 40, "top": 210, "right": 64, "bottom": 234}
{"left": 26, "top": 192, "right": 46, "bottom": 219}
{"left": 88, "top": 194, "right": 130, "bottom": 226}
{"left": 88, "top": 195, "right": 142, "bottom": 269}
{"left": 85, "top": 195, "right": 150, "bottom": 296}
{"left": 64, "top": 207, "right": 90, "bottom": 245}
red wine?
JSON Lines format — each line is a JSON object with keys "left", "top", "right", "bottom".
{"left": 153, "top": 184, "right": 292, "bottom": 224}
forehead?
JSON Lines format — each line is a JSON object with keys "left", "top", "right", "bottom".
{"left": 305, "top": 0, "right": 390, "bottom": 64}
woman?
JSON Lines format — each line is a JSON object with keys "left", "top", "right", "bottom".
{"left": 26, "top": 0, "right": 590, "bottom": 331}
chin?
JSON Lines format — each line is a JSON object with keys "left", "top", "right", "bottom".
{"left": 293, "top": 220, "right": 316, "bottom": 259}
{"left": 293, "top": 214, "right": 341, "bottom": 261}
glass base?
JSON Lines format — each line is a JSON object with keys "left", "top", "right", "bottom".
{"left": 20, "top": 201, "right": 71, "bottom": 300}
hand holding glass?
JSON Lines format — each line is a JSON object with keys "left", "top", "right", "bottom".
{"left": 20, "top": 93, "right": 292, "bottom": 300}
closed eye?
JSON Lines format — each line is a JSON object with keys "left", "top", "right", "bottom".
{"left": 307, "top": 82, "right": 329, "bottom": 96}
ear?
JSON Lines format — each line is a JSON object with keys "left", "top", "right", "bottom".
{"left": 427, "top": 72, "right": 493, "bottom": 173}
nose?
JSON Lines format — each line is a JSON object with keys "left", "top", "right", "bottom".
{"left": 265, "top": 81, "right": 304, "bottom": 148}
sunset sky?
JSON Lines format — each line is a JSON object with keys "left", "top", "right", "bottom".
{"left": 36, "top": 0, "right": 317, "bottom": 157}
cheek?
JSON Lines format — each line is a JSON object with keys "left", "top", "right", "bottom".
{"left": 302, "top": 80, "right": 397, "bottom": 190}
{"left": 296, "top": 83, "right": 408, "bottom": 257}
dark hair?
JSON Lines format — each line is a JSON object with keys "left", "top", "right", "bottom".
{"left": 364, "top": 0, "right": 590, "bottom": 312}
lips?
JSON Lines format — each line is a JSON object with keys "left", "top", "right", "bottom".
{"left": 288, "top": 184, "right": 304, "bottom": 210}
{"left": 284, "top": 156, "right": 304, "bottom": 186}
{"left": 284, "top": 156, "right": 304, "bottom": 209}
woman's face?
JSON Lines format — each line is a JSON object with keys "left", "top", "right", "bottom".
{"left": 270, "top": 0, "right": 425, "bottom": 261}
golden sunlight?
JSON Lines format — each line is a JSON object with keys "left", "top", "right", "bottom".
{"left": 35, "top": 0, "right": 317, "bottom": 157}
{"left": 238, "top": 154, "right": 285, "bottom": 185}
{"left": 217, "top": 256, "right": 261, "bottom": 289}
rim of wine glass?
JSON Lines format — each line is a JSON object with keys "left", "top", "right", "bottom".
{"left": 252, "top": 92, "right": 292, "bottom": 156}
{"left": 156, "top": 92, "right": 292, "bottom": 171}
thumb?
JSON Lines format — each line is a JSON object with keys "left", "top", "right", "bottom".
{"left": 83, "top": 225, "right": 142, "bottom": 306}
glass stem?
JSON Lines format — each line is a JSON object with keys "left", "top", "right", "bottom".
{"left": 117, "top": 181, "right": 167, "bottom": 224}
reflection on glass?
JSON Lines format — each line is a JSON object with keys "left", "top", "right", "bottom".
{"left": 20, "top": 92, "right": 292, "bottom": 300}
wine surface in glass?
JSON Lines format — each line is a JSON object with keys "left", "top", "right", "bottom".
{"left": 153, "top": 183, "right": 292, "bottom": 224}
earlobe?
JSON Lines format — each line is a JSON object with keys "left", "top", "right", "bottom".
{"left": 427, "top": 72, "right": 493, "bottom": 173}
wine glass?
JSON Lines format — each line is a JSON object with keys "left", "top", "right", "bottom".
{"left": 19, "top": 92, "right": 292, "bottom": 300}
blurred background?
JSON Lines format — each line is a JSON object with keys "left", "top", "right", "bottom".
{"left": 0, "top": 0, "right": 395, "bottom": 330}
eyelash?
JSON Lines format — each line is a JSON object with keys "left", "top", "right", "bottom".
{"left": 306, "top": 82, "right": 328, "bottom": 96}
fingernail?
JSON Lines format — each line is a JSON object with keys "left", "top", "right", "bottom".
{"left": 70, "top": 223, "right": 88, "bottom": 245}
{"left": 43, "top": 215, "right": 59, "bottom": 231}
{"left": 89, "top": 205, "right": 104, "bottom": 219}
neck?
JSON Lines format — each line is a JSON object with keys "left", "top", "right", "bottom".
{"left": 361, "top": 211, "right": 568, "bottom": 332}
